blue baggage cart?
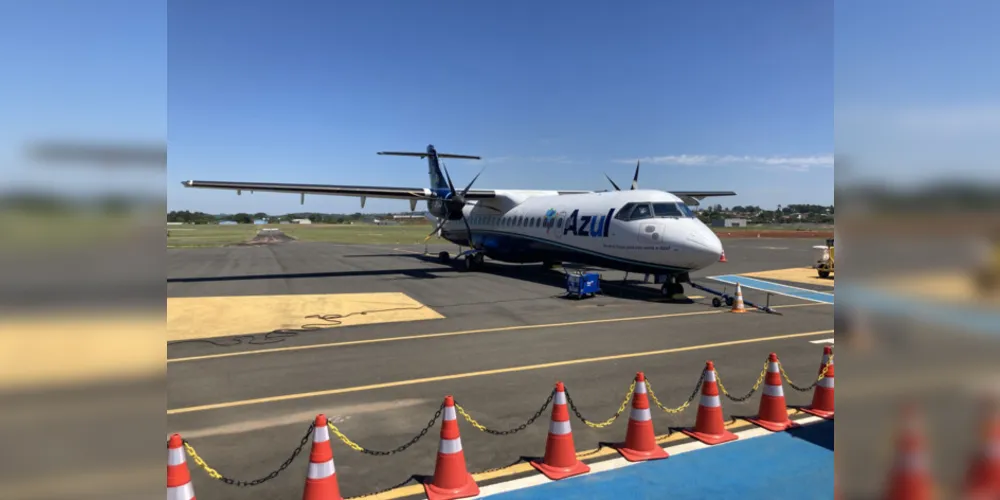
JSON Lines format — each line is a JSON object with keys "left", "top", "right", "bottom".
{"left": 566, "top": 270, "right": 601, "bottom": 299}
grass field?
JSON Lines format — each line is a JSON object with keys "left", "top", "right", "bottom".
{"left": 166, "top": 223, "right": 435, "bottom": 248}
{"left": 166, "top": 222, "right": 835, "bottom": 248}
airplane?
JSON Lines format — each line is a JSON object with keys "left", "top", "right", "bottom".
{"left": 180, "top": 145, "right": 736, "bottom": 299}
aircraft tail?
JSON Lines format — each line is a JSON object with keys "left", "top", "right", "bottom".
{"left": 377, "top": 145, "right": 480, "bottom": 194}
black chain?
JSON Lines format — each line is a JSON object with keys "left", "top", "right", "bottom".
{"left": 662, "top": 371, "right": 706, "bottom": 410}
{"left": 721, "top": 373, "right": 760, "bottom": 403}
{"left": 563, "top": 387, "right": 630, "bottom": 427}
{"left": 455, "top": 390, "right": 555, "bottom": 436}
{"left": 785, "top": 377, "right": 819, "bottom": 392}
{"left": 355, "top": 404, "right": 444, "bottom": 456}
{"left": 190, "top": 422, "right": 315, "bottom": 487}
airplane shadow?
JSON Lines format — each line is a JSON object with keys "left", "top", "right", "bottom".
{"left": 168, "top": 252, "right": 703, "bottom": 305}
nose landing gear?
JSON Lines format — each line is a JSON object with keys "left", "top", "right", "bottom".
{"left": 660, "top": 274, "right": 690, "bottom": 302}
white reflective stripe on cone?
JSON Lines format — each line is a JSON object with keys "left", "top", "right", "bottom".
{"left": 549, "top": 419, "right": 572, "bottom": 435}
{"left": 308, "top": 459, "right": 335, "bottom": 479}
{"left": 168, "top": 447, "right": 186, "bottom": 466}
{"left": 822, "top": 355, "right": 832, "bottom": 366}
{"left": 700, "top": 394, "right": 721, "bottom": 408}
{"left": 167, "top": 482, "right": 195, "bottom": 500}
{"left": 818, "top": 377, "right": 834, "bottom": 389}
{"left": 443, "top": 406, "right": 457, "bottom": 421}
{"left": 439, "top": 437, "right": 463, "bottom": 454}
{"left": 634, "top": 381, "right": 647, "bottom": 394}
{"left": 554, "top": 391, "right": 567, "bottom": 405}
{"left": 630, "top": 407, "right": 652, "bottom": 422}
{"left": 704, "top": 370, "right": 716, "bottom": 382}
{"left": 313, "top": 424, "right": 330, "bottom": 443}
{"left": 763, "top": 384, "right": 784, "bottom": 397}
{"left": 768, "top": 362, "right": 780, "bottom": 373}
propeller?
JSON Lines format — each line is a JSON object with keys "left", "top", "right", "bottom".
{"left": 604, "top": 160, "right": 641, "bottom": 191}
{"left": 424, "top": 162, "right": 485, "bottom": 246}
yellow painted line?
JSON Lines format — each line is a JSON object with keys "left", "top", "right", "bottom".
{"left": 360, "top": 409, "right": 804, "bottom": 499}
{"left": 741, "top": 267, "right": 834, "bottom": 288}
{"left": 167, "top": 329, "right": 832, "bottom": 415}
{"left": 169, "top": 302, "right": 825, "bottom": 364}
{"left": 167, "top": 292, "right": 443, "bottom": 342}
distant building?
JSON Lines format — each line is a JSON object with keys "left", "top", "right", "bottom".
{"left": 712, "top": 218, "right": 747, "bottom": 228}
{"left": 292, "top": 218, "right": 312, "bottom": 224}
{"left": 218, "top": 220, "right": 237, "bottom": 225}
{"left": 253, "top": 219, "right": 268, "bottom": 225}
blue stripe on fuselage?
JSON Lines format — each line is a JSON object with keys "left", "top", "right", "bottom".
{"left": 440, "top": 228, "right": 692, "bottom": 274}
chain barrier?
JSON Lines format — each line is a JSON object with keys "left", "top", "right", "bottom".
{"left": 182, "top": 422, "right": 314, "bottom": 487}
{"left": 646, "top": 371, "right": 705, "bottom": 414}
{"left": 715, "top": 358, "right": 769, "bottom": 403}
{"left": 455, "top": 389, "right": 555, "bottom": 436}
{"left": 327, "top": 403, "right": 444, "bottom": 456}
{"left": 564, "top": 379, "right": 635, "bottom": 428}
{"left": 780, "top": 354, "right": 834, "bottom": 392}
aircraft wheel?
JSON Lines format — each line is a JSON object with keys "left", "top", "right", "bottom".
{"left": 818, "top": 270, "right": 830, "bottom": 279}
{"left": 712, "top": 297, "right": 722, "bottom": 308}
{"left": 473, "top": 253, "right": 485, "bottom": 266}
{"left": 725, "top": 296, "right": 734, "bottom": 307}
{"left": 438, "top": 251, "right": 450, "bottom": 263}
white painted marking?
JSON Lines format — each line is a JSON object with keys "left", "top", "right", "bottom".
{"left": 474, "top": 415, "right": 824, "bottom": 498}
{"left": 809, "top": 338, "right": 835, "bottom": 344}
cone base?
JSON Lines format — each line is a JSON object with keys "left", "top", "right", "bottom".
{"left": 303, "top": 476, "right": 342, "bottom": 500}
{"left": 730, "top": 309, "right": 746, "bottom": 314}
{"left": 530, "top": 459, "right": 591, "bottom": 481}
{"left": 746, "top": 416, "right": 799, "bottom": 432}
{"left": 680, "top": 428, "right": 739, "bottom": 446}
{"left": 423, "top": 474, "right": 479, "bottom": 500}
{"left": 800, "top": 407, "right": 835, "bottom": 419}
{"left": 616, "top": 443, "right": 669, "bottom": 462}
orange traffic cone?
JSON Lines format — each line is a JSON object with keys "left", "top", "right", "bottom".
{"left": 747, "top": 353, "right": 798, "bottom": 432}
{"left": 167, "top": 434, "right": 195, "bottom": 500}
{"left": 424, "top": 396, "right": 479, "bottom": 500}
{"left": 885, "top": 405, "right": 935, "bottom": 500}
{"left": 719, "top": 251, "right": 727, "bottom": 263}
{"left": 616, "top": 372, "right": 669, "bottom": 462}
{"left": 303, "top": 415, "right": 342, "bottom": 500}
{"left": 962, "top": 398, "right": 1000, "bottom": 498}
{"left": 681, "top": 361, "right": 738, "bottom": 445}
{"left": 731, "top": 283, "right": 746, "bottom": 313}
{"left": 531, "top": 382, "right": 591, "bottom": 480}
{"left": 802, "top": 346, "right": 835, "bottom": 419}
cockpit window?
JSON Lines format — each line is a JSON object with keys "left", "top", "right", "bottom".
{"left": 628, "top": 203, "right": 653, "bottom": 220}
{"left": 652, "top": 202, "right": 695, "bottom": 218}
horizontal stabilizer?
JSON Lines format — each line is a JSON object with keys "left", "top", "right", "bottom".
{"left": 377, "top": 151, "right": 481, "bottom": 160}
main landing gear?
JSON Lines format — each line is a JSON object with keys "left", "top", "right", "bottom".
{"left": 437, "top": 247, "right": 485, "bottom": 271}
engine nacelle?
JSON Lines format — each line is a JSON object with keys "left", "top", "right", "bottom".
{"left": 428, "top": 198, "right": 466, "bottom": 220}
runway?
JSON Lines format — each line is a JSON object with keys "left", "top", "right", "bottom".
{"left": 166, "top": 237, "right": 834, "bottom": 499}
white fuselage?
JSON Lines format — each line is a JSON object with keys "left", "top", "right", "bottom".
{"left": 435, "top": 189, "right": 724, "bottom": 275}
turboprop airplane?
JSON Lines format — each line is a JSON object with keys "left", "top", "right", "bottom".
{"left": 181, "top": 145, "right": 735, "bottom": 298}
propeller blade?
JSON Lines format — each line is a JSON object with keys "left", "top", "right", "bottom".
{"left": 631, "top": 160, "right": 640, "bottom": 190}
{"left": 461, "top": 168, "right": 485, "bottom": 197}
{"left": 423, "top": 213, "right": 448, "bottom": 242}
{"left": 460, "top": 211, "right": 473, "bottom": 246}
{"left": 604, "top": 173, "right": 622, "bottom": 191}
{"left": 441, "top": 162, "right": 458, "bottom": 197}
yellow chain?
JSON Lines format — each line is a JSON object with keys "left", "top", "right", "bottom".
{"left": 327, "top": 422, "right": 365, "bottom": 452}
{"left": 183, "top": 441, "right": 223, "bottom": 481}
{"left": 779, "top": 354, "right": 834, "bottom": 386}
{"left": 454, "top": 403, "right": 490, "bottom": 433}
{"left": 715, "top": 360, "right": 768, "bottom": 397}
{"left": 645, "top": 378, "right": 692, "bottom": 413}
{"left": 581, "top": 380, "right": 636, "bottom": 428}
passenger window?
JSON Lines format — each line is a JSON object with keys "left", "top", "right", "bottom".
{"left": 557, "top": 218, "right": 563, "bottom": 228}
{"left": 629, "top": 203, "right": 653, "bottom": 220}
{"left": 615, "top": 203, "right": 636, "bottom": 221}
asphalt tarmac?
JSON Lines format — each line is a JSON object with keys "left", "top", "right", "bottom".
{"left": 166, "top": 237, "right": 834, "bottom": 499}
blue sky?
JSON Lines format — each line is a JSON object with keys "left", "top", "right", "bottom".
{"left": 167, "top": 1, "right": 832, "bottom": 213}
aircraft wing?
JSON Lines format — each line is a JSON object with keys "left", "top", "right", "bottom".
{"left": 181, "top": 180, "right": 497, "bottom": 200}
{"left": 670, "top": 191, "right": 737, "bottom": 206}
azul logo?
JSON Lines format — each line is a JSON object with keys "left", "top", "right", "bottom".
{"left": 563, "top": 208, "right": 615, "bottom": 237}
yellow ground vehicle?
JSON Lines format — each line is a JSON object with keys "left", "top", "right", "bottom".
{"left": 814, "top": 238, "right": 834, "bottom": 279}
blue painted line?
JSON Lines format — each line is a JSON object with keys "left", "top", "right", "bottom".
{"left": 489, "top": 419, "right": 834, "bottom": 500}
{"left": 709, "top": 275, "right": 835, "bottom": 305}
{"left": 837, "top": 283, "right": 1000, "bottom": 336}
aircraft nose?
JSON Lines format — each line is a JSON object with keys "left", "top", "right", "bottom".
{"left": 686, "top": 222, "right": 725, "bottom": 266}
